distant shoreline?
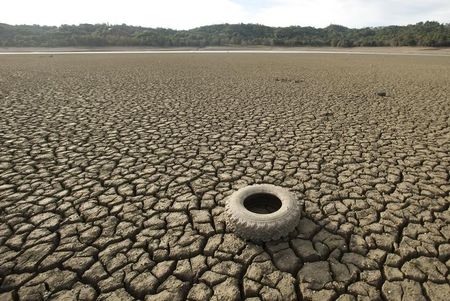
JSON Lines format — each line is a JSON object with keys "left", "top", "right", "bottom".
{"left": 2, "top": 22, "right": 449, "bottom": 49}
{"left": 1, "top": 46, "right": 449, "bottom": 56}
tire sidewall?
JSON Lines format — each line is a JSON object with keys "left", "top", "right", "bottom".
{"left": 225, "top": 184, "right": 300, "bottom": 241}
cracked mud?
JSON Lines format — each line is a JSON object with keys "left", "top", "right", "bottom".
{"left": 0, "top": 53, "right": 449, "bottom": 301}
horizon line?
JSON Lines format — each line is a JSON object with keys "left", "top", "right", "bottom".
{"left": 1, "top": 20, "right": 448, "bottom": 31}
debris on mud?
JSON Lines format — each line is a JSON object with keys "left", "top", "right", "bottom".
{"left": 275, "top": 77, "right": 303, "bottom": 83}
{"left": 225, "top": 184, "right": 301, "bottom": 242}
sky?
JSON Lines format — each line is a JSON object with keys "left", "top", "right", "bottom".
{"left": 1, "top": 0, "right": 449, "bottom": 29}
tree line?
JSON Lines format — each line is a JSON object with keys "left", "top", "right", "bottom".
{"left": 0, "top": 21, "right": 449, "bottom": 48}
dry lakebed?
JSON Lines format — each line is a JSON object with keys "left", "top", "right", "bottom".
{"left": 0, "top": 52, "right": 449, "bottom": 300}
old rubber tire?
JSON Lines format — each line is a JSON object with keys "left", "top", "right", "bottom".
{"left": 225, "top": 184, "right": 301, "bottom": 242}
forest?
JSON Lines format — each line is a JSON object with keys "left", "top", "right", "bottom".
{"left": 0, "top": 21, "right": 449, "bottom": 47}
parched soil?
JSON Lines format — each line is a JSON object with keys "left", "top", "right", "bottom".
{"left": 0, "top": 53, "right": 449, "bottom": 301}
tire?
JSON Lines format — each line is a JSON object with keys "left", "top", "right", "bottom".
{"left": 225, "top": 184, "right": 301, "bottom": 242}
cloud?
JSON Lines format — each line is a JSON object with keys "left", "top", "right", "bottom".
{"left": 0, "top": 0, "right": 247, "bottom": 29}
{"left": 0, "top": 0, "right": 449, "bottom": 29}
{"left": 246, "top": 0, "right": 450, "bottom": 28}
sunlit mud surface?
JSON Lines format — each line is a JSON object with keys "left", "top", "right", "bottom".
{"left": 0, "top": 54, "right": 449, "bottom": 300}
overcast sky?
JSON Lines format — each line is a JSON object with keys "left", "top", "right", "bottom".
{"left": 1, "top": 0, "right": 449, "bottom": 29}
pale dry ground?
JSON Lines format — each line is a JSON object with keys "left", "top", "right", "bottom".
{"left": 0, "top": 54, "right": 449, "bottom": 301}
{"left": 0, "top": 46, "right": 449, "bottom": 56}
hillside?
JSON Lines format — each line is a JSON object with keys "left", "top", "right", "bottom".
{"left": 0, "top": 21, "right": 449, "bottom": 47}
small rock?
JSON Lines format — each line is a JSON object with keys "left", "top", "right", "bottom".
{"left": 320, "top": 112, "right": 334, "bottom": 117}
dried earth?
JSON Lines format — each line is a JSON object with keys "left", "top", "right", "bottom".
{"left": 0, "top": 53, "right": 449, "bottom": 300}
